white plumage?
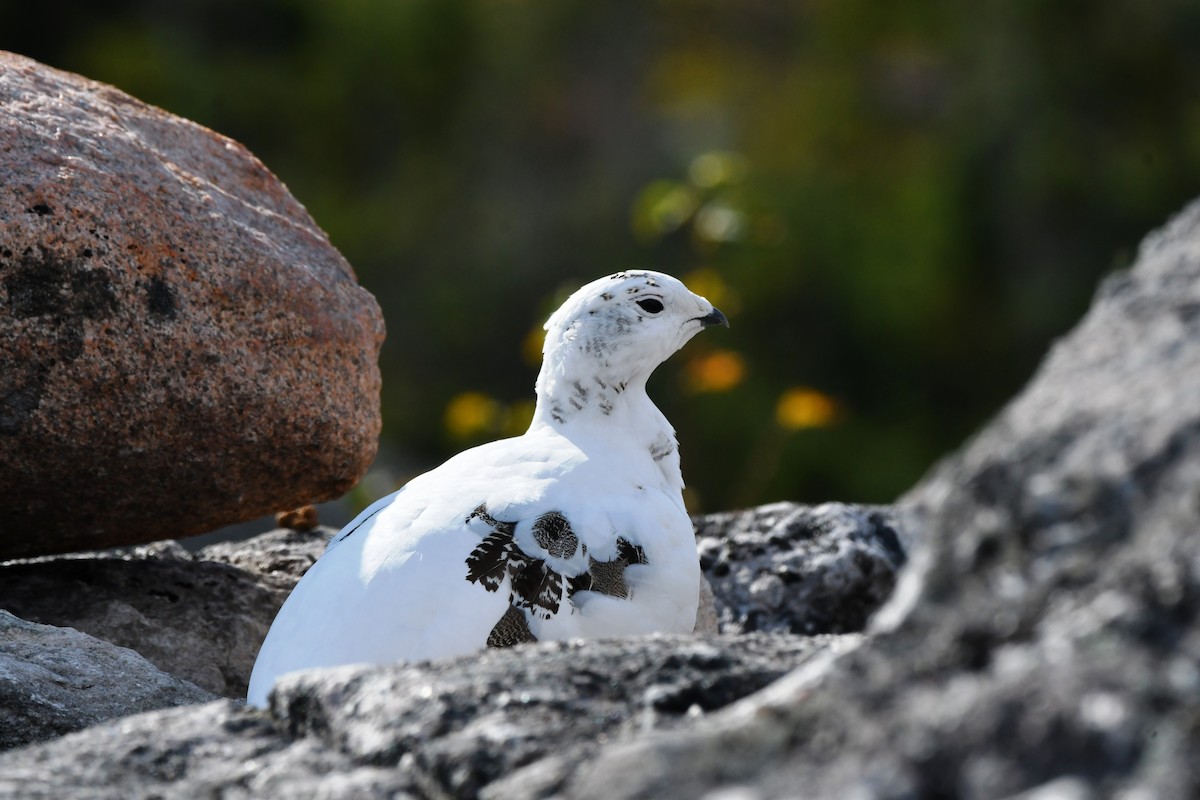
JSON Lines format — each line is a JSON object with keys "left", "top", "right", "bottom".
{"left": 246, "top": 270, "right": 727, "bottom": 707}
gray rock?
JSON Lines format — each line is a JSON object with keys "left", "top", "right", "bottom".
{"left": 273, "top": 633, "right": 844, "bottom": 799}
{"left": 695, "top": 502, "right": 905, "bottom": 634}
{"left": 0, "top": 548, "right": 283, "bottom": 698}
{"left": 0, "top": 700, "right": 417, "bottom": 800}
{"left": 0, "top": 633, "right": 847, "bottom": 798}
{"left": 0, "top": 528, "right": 331, "bottom": 697}
{"left": 199, "top": 526, "right": 334, "bottom": 585}
{"left": 0, "top": 610, "right": 213, "bottom": 752}
{"left": 693, "top": 575, "right": 720, "bottom": 634}
{"left": 0, "top": 51, "right": 385, "bottom": 559}
{"left": 562, "top": 201, "right": 1200, "bottom": 796}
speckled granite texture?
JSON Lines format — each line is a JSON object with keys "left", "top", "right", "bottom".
{"left": 0, "top": 52, "right": 385, "bottom": 558}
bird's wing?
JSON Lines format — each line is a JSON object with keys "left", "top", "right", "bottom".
{"left": 247, "top": 431, "right": 584, "bottom": 705}
{"left": 247, "top": 427, "right": 700, "bottom": 707}
{"left": 321, "top": 489, "right": 400, "bottom": 555}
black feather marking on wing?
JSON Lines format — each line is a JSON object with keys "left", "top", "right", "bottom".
{"left": 582, "top": 557, "right": 628, "bottom": 599}
{"left": 466, "top": 504, "right": 515, "bottom": 535}
{"left": 487, "top": 605, "right": 538, "bottom": 648}
{"left": 617, "top": 537, "right": 648, "bottom": 566}
{"left": 566, "top": 536, "right": 650, "bottom": 601}
{"left": 465, "top": 529, "right": 516, "bottom": 592}
{"left": 332, "top": 504, "right": 387, "bottom": 546}
{"left": 567, "top": 571, "right": 593, "bottom": 596}
{"left": 464, "top": 504, "right": 567, "bottom": 617}
{"left": 509, "top": 558, "right": 564, "bottom": 619}
{"left": 532, "top": 511, "right": 579, "bottom": 559}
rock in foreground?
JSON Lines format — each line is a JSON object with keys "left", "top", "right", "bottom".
{"left": 563, "top": 201, "right": 1200, "bottom": 797}
{"left": 0, "top": 700, "right": 413, "bottom": 800}
{"left": 0, "top": 51, "right": 385, "bottom": 559}
{"left": 0, "top": 634, "right": 848, "bottom": 799}
{"left": 0, "top": 611, "right": 213, "bottom": 751}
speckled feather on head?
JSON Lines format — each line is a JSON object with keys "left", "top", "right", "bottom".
{"left": 535, "top": 270, "right": 728, "bottom": 427}
{"left": 247, "top": 270, "right": 726, "bottom": 708}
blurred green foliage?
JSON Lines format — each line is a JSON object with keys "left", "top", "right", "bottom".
{"left": 5, "top": 0, "right": 1200, "bottom": 511}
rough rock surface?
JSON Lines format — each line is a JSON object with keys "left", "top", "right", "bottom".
{"left": 0, "top": 610, "right": 213, "bottom": 752}
{"left": 0, "top": 634, "right": 848, "bottom": 799}
{"left": 693, "top": 575, "right": 720, "bottom": 634}
{"left": 557, "top": 201, "right": 1200, "bottom": 796}
{"left": 0, "top": 51, "right": 385, "bottom": 559}
{"left": 695, "top": 502, "right": 905, "bottom": 635}
{"left": 0, "top": 701, "right": 415, "bottom": 800}
{"left": 198, "top": 525, "right": 333, "bottom": 585}
{"left": 271, "top": 633, "right": 848, "bottom": 799}
{"left": 0, "top": 529, "right": 333, "bottom": 698}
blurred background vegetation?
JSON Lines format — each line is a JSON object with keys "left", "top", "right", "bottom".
{"left": 5, "top": 1, "right": 1200, "bottom": 515}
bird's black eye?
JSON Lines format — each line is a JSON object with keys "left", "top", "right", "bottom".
{"left": 636, "top": 298, "right": 664, "bottom": 314}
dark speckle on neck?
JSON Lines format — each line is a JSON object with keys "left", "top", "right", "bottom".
{"left": 567, "top": 381, "right": 590, "bottom": 412}
{"left": 650, "top": 434, "right": 675, "bottom": 461}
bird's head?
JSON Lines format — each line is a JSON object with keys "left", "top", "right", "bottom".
{"left": 535, "top": 270, "right": 727, "bottom": 421}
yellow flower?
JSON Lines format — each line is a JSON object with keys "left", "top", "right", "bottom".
{"left": 776, "top": 387, "right": 840, "bottom": 430}
{"left": 444, "top": 392, "right": 500, "bottom": 440}
{"left": 685, "top": 350, "right": 746, "bottom": 393}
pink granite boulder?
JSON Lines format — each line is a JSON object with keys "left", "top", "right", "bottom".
{"left": 0, "top": 52, "right": 385, "bottom": 559}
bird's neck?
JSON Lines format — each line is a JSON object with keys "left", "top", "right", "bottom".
{"left": 531, "top": 362, "right": 649, "bottom": 426}
{"left": 530, "top": 360, "right": 684, "bottom": 495}
{"left": 531, "top": 355, "right": 669, "bottom": 435}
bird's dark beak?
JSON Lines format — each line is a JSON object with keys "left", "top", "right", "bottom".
{"left": 697, "top": 307, "right": 730, "bottom": 329}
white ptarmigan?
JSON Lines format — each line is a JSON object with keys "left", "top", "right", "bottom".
{"left": 246, "top": 270, "right": 728, "bottom": 707}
